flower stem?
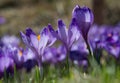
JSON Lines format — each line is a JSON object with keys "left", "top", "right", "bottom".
{"left": 85, "top": 40, "right": 93, "bottom": 58}
{"left": 85, "top": 40, "right": 99, "bottom": 70}
{"left": 4, "top": 70, "right": 8, "bottom": 83}
{"left": 39, "top": 66, "right": 44, "bottom": 82}
{"left": 66, "top": 51, "right": 70, "bottom": 77}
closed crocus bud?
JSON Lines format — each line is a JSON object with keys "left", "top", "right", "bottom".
{"left": 72, "top": 5, "right": 94, "bottom": 41}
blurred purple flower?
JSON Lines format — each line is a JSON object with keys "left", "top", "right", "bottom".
{"left": 103, "top": 27, "right": 120, "bottom": 58}
{"left": 89, "top": 25, "right": 107, "bottom": 49}
{"left": 42, "top": 45, "right": 66, "bottom": 64}
{"left": 70, "top": 36, "right": 88, "bottom": 69}
{"left": 1, "top": 35, "right": 20, "bottom": 46}
{"left": 0, "top": 16, "right": 6, "bottom": 25}
{"left": 2, "top": 45, "right": 24, "bottom": 69}
{"left": 70, "top": 51, "right": 88, "bottom": 68}
{"left": 89, "top": 25, "right": 120, "bottom": 59}
{"left": 23, "top": 48, "right": 37, "bottom": 72}
{"left": 0, "top": 56, "right": 14, "bottom": 79}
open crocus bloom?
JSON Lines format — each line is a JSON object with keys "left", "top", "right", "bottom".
{"left": 48, "top": 18, "right": 80, "bottom": 51}
{"left": 20, "top": 27, "right": 56, "bottom": 65}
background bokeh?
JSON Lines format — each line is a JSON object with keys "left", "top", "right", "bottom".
{"left": 0, "top": 0, "right": 120, "bottom": 36}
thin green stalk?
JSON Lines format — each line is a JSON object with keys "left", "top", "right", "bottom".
{"left": 66, "top": 51, "right": 70, "bottom": 77}
{"left": 85, "top": 40, "right": 99, "bottom": 70}
{"left": 85, "top": 40, "right": 93, "bottom": 58}
{"left": 35, "top": 61, "right": 44, "bottom": 83}
{"left": 3, "top": 69, "right": 8, "bottom": 83}
{"left": 35, "top": 66, "right": 40, "bottom": 83}
{"left": 39, "top": 66, "right": 44, "bottom": 82}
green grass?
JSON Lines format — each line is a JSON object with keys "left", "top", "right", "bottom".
{"left": 1, "top": 63, "right": 120, "bottom": 83}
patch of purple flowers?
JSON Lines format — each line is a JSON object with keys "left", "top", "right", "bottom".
{"left": 0, "top": 5, "right": 120, "bottom": 80}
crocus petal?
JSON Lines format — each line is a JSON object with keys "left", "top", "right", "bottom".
{"left": 30, "top": 34, "right": 38, "bottom": 50}
{"left": 72, "top": 5, "right": 94, "bottom": 41}
{"left": 48, "top": 24, "right": 60, "bottom": 40}
{"left": 104, "top": 45, "right": 120, "bottom": 58}
{"left": 38, "top": 28, "right": 49, "bottom": 55}
{"left": 72, "top": 5, "right": 94, "bottom": 25}
{"left": 58, "top": 19, "right": 68, "bottom": 44}
{"left": 26, "top": 28, "right": 36, "bottom": 37}
{"left": 23, "top": 48, "right": 36, "bottom": 62}
{"left": 68, "top": 18, "right": 80, "bottom": 48}
{"left": 47, "top": 24, "right": 57, "bottom": 46}
{"left": 20, "top": 31, "right": 30, "bottom": 46}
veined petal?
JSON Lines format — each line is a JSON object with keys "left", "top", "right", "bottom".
{"left": 58, "top": 19, "right": 68, "bottom": 44}
{"left": 20, "top": 31, "right": 30, "bottom": 46}
{"left": 72, "top": 5, "right": 94, "bottom": 24}
{"left": 47, "top": 37, "right": 56, "bottom": 47}
{"left": 26, "top": 28, "right": 36, "bottom": 37}
{"left": 30, "top": 34, "right": 38, "bottom": 50}
{"left": 68, "top": 18, "right": 80, "bottom": 48}
{"left": 38, "top": 28, "right": 49, "bottom": 55}
{"left": 47, "top": 24, "right": 57, "bottom": 46}
{"left": 23, "top": 48, "right": 36, "bottom": 62}
{"left": 48, "top": 24, "right": 60, "bottom": 40}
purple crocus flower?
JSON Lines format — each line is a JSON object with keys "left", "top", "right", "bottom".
{"left": 89, "top": 25, "right": 119, "bottom": 64}
{"left": 20, "top": 27, "right": 56, "bottom": 66}
{"left": 0, "top": 56, "right": 14, "bottom": 79}
{"left": 2, "top": 45, "right": 24, "bottom": 69}
{"left": 72, "top": 5, "right": 94, "bottom": 41}
{"left": 89, "top": 25, "right": 120, "bottom": 59}
{"left": 89, "top": 25, "right": 107, "bottom": 49}
{"left": 48, "top": 18, "right": 79, "bottom": 51}
{"left": 11, "top": 47, "right": 24, "bottom": 69}
{"left": 103, "top": 27, "right": 120, "bottom": 58}
{"left": 42, "top": 45, "right": 66, "bottom": 64}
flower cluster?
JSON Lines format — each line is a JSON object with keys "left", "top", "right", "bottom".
{"left": 0, "top": 5, "right": 120, "bottom": 80}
